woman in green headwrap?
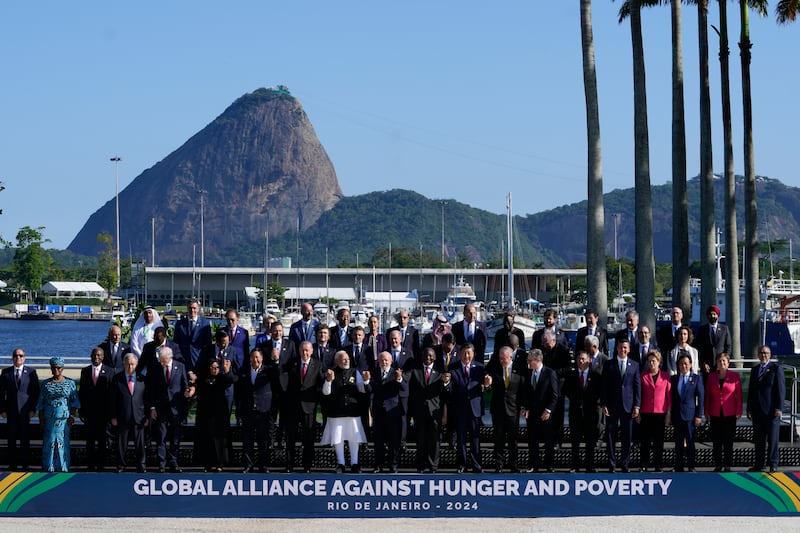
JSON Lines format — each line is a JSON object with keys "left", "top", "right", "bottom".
{"left": 36, "top": 356, "right": 79, "bottom": 472}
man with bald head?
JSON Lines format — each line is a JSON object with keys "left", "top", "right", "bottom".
{"left": 98, "top": 324, "right": 130, "bottom": 372}
{"left": 79, "top": 346, "right": 114, "bottom": 471}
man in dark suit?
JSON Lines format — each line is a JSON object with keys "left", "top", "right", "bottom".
{"left": 289, "top": 303, "right": 320, "bottom": 347}
{"left": 236, "top": 348, "right": 280, "bottom": 473}
{"left": 486, "top": 333, "right": 527, "bottom": 376}
{"left": 575, "top": 309, "right": 608, "bottom": 356}
{"left": 747, "top": 345, "right": 786, "bottom": 473}
{"left": 600, "top": 339, "right": 641, "bottom": 472}
{"left": 98, "top": 324, "right": 131, "bottom": 373}
{"left": 346, "top": 326, "right": 371, "bottom": 372}
{"left": 138, "top": 326, "right": 183, "bottom": 376}
{"left": 109, "top": 353, "right": 148, "bottom": 473}
{"left": 408, "top": 347, "right": 450, "bottom": 473}
{"left": 448, "top": 343, "right": 486, "bottom": 473}
{"left": 367, "top": 351, "right": 408, "bottom": 473}
{"left": 452, "top": 303, "right": 487, "bottom": 363}
{"left": 0, "top": 348, "right": 40, "bottom": 471}
{"left": 79, "top": 347, "right": 114, "bottom": 471}
{"left": 284, "top": 341, "right": 323, "bottom": 473}
{"left": 314, "top": 325, "right": 336, "bottom": 370}
{"left": 224, "top": 309, "right": 251, "bottom": 370}
{"left": 694, "top": 305, "right": 732, "bottom": 375}
{"left": 564, "top": 350, "right": 602, "bottom": 472}
{"left": 486, "top": 346, "right": 525, "bottom": 472}
{"left": 541, "top": 330, "right": 572, "bottom": 445}
{"left": 669, "top": 353, "right": 704, "bottom": 472}
{"left": 433, "top": 333, "right": 459, "bottom": 373}
{"left": 386, "top": 328, "right": 415, "bottom": 446}
{"left": 199, "top": 329, "right": 242, "bottom": 420}
{"left": 521, "top": 349, "right": 559, "bottom": 472}
{"left": 258, "top": 322, "right": 297, "bottom": 446}
{"left": 172, "top": 297, "right": 213, "bottom": 374}
{"left": 635, "top": 325, "right": 658, "bottom": 364}
{"left": 656, "top": 306, "right": 684, "bottom": 356}
{"left": 614, "top": 309, "right": 642, "bottom": 360}
{"left": 530, "top": 309, "right": 569, "bottom": 352}
{"left": 329, "top": 307, "right": 352, "bottom": 351}
{"left": 492, "top": 310, "right": 526, "bottom": 359}
{"left": 386, "top": 309, "right": 420, "bottom": 360}
{"left": 146, "top": 346, "right": 191, "bottom": 473}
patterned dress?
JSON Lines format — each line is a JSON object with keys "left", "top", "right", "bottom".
{"left": 36, "top": 378, "right": 80, "bottom": 472}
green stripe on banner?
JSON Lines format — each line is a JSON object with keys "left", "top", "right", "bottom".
{"left": 722, "top": 474, "right": 788, "bottom": 513}
{"left": 1, "top": 474, "right": 75, "bottom": 513}
{"left": 744, "top": 474, "right": 799, "bottom": 513}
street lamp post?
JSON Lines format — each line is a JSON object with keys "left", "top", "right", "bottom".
{"left": 197, "top": 188, "right": 207, "bottom": 305}
{"left": 110, "top": 156, "right": 122, "bottom": 291}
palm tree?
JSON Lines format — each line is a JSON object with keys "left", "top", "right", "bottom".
{"left": 580, "top": 0, "right": 608, "bottom": 320}
{"left": 715, "top": 0, "right": 741, "bottom": 357}
{"left": 776, "top": 0, "right": 800, "bottom": 22}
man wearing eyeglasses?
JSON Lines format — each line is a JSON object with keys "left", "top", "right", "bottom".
{"left": 747, "top": 346, "right": 785, "bottom": 473}
{"left": 0, "top": 349, "right": 40, "bottom": 471}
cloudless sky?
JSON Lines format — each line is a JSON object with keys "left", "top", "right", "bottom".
{"left": 1, "top": 1, "right": 797, "bottom": 250}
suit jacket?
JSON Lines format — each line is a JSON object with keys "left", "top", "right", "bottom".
{"left": 386, "top": 325, "right": 421, "bottom": 358}
{"left": 492, "top": 326, "right": 526, "bottom": 358}
{"left": 635, "top": 342, "right": 659, "bottom": 365}
{"left": 289, "top": 318, "right": 320, "bottom": 347}
{"left": 600, "top": 357, "right": 641, "bottom": 415}
{"left": 589, "top": 351, "right": 609, "bottom": 375}
{"left": 451, "top": 320, "right": 487, "bottom": 361}
{"left": 639, "top": 370, "right": 672, "bottom": 415}
{"left": 408, "top": 366, "right": 449, "bottom": 420}
{"left": 367, "top": 371, "right": 408, "bottom": 418}
{"left": 530, "top": 327, "right": 569, "bottom": 352}
{"left": 434, "top": 345, "right": 460, "bottom": 373}
{"left": 747, "top": 362, "right": 785, "bottom": 417}
{"left": 614, "top": 328, "right": 642, "bottom": 362}
{"left": 223, "top": 325, "right": 251, "bottom": 369}
{"left": 656, "top": 323, "right": 681, "bottom": 356}
{"left": 235, "top": 361, "right": 280, "bottom": 414}
{"left": 563, "top": 367, "right": 601, "bottom": 420}
{"left": 0, "top": 365, "right": 40, "bottom": 419}
{"left": 138, "top": 339, "right": 183, "bottom": 375}
{"left": 346, "top": 343, "right": 371, "bottom": 372}
{"left": 694, "top": 323, "right": 732, "bottom": 372}
{"left": 487, "top": 365, "right": 525, "bottom": 418}
{"left": 705, "top": 371, "right": 743, "bottom": 418}
{"left": 387, "top": 347, "right": 417, "bottom": 372}
{"left": 173, "top": 316, "right": 213, "bottom": 371}
{"left": 288, "top": 358, "right": 323, "bottom": 415}
{"left": 258, "top": 337, "right": 297, "bottom": 393}
{"left": 97, "top": 340, "right": 131, "bottom": 372}
{"left": 109, "top": 371, "right": 147, "bottom": 425}
{"left": 198, "top": 344, "right": 242, "bottom": 380}
{"left": 146, "top": 360, "right": 190, "bottom": 419}
{"left": 329, "top": 324, "right": 352, "bottom": 351}
{"left": 447, "top": 360, "right": 485, "bottom": 419}
{"left": 541, "top": 344, "right": 573, "bottom": 380}
{"left": 521, "top": 365, "right": 559, "bottom": 416}
{"left": 314, "top": 343, "right": 336, "bottom": 371}
{"left": 78, "top": 363, "right": 114, "bottom": 421}
{"left": 670, "top": 372, "right": 704, "bottom": 421}
{"left": 575, "top": 326, "right": 608, "bottom": 356}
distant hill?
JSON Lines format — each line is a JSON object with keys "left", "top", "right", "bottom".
{"left": 67, "top": 87, "right": 342, "bottom": 260}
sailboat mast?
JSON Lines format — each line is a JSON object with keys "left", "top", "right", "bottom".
{"left": 507, "top": 193, "right": 514, "bottom": 309}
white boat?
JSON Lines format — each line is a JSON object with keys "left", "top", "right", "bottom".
{"left": 264, "top": 299, "right": 281, "bottom": 317}
{"left": 441, "top": 277, "right": 478, "bottom": 323}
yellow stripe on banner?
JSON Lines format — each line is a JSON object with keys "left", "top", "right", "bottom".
{"left": 0, "top": 473, "right": 29, "bottom": 502}
{"left": 769, "top": 473, "right": 800, "bottom": 511}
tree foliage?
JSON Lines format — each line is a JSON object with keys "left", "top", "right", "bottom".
{"left": 13, "top": 226, "right": 50, "bottom": 294}
{"left": 96, "top": 232, "right": 119, "bottom": 295}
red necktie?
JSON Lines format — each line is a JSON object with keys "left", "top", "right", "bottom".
{"left": 128, "top": 375, "right": 134, "bottom": 395}
{"left": 166, "top": 367, "right": 171, "bottom": 383}
{"left": 302, "top": 362, "right": 308, "bottom": 379}
{"left": 425, "top": 367, "right": 431, "bottom": 383}
{"left": 464, "top": 365, "right": 470, "bottom": 380}
{"left": 93, "top": 367, "right": 98, "bottom": 385}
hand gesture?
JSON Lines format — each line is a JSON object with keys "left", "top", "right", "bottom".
{"left": 484, "top": 375, "right": 492, "bottom": 387}
{"left": 394, "top": 368, "right": 403, "bottom": 381}
{"left": 442, "top": 372, "right": 451, "bottom": 384}
{"left": 362, "top": 370, "right": 371, "bottom": 382}
{"left": 223, "top": 359, "right": 231, "bottom": 373}
{"left": 325, "top": 369, "right": 334, "bottom": 382}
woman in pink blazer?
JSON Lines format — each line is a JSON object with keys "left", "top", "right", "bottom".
{"left": 638, "top": 350, "right": 671, "bottom": 472}
{"left": 705, "top": 352, "right": 743, "bottom": 472}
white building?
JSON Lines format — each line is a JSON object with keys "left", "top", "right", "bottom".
{"left": 41, "top": 281, "right": 107, "bottom": 299}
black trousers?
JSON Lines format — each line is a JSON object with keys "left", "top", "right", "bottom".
{"left": 116, "top": 420, "right": 146, "bottom": 470}
{"left": 709, "top": 415, "right": 736, "bottom": 468}
{"left": 84, "top": 416, "right": 109, "bottom": 470}
{"left": 492, "top": 411, "right": 519, "bottom": 469}
{"left": 242, "top": 409, "right": 274, "bottom": 469}
{"left": 638, "top": 413, "right": 666, "bottom": 469}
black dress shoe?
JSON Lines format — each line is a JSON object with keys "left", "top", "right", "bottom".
{"left": 653, "top": 467, "right": 663, "bottom": 472}
{"left": 116, "top": 467, "right": 124, "bottom": 473}
{"left": 170, "top": 466, "right": 182, "bottom": 474}
{"left": 621, "top": 467, "right": 629, "bottom": 473}
{"left": 674, "top": 467, "right": 684, "bottom": 473}
{"left": 688, "top": 467, "right": 696, "bottom": 472}
{"left": 430, "top": 468, "right": 438, "bottom": 474}
{"left": 769, "top": 466, "right": 777, "bottom": 473}
{"left": 390, "top": 467, "right": 398, "bottom": 473}
{"left": 259, "top": 466, "right": 269, "bottom": 474}
{"left": 336, "top": 464, "right": 345, "bottom": 474}
{"left": 351, "top": 464, "right": 361, "bottom": 474}
{"left": 495, "top": 466, "right": 503, "bottom": 474}
{"left": 284, "top": 467, "right": 292, "bottom": 473}
{"left": 545, "top": 468, "right": 555, "bottom": 473}
{"left": 713, "top": 466, "right": 723, "bottom": 472}
{"left": 158, "top": 466, "right": 166, "bottom": 473}
{"left": 608, "top": 467, "right": 616, "bottom": 473}
{"left": 747, "top": 466, "right": 764, "bottom": 472}
{"left": 137, "top": 467, "right": 147, "bottom": 473}
{"left": 303, "top": 468, "right": 311, "bottom": 474}
{"left": 243, "top": 466, "right": 253, "bottom": 474}
{"left": 472, "top": 467, "right": 483, "bottom": 474}
{"left": 526, "top": 468, "right": 538, "bottom": 473}
{"left": 722, "top": 467, "right": 731, "bottom": 472}
{"left": 456, "top": 467, "right": 465, "bottom": 474}
{"left": 509, "top": 467, "right": 519, "bottom": 473}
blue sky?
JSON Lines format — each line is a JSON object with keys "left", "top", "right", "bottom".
{"left": 1, "top": 1, "right": 797, "bottom": 250}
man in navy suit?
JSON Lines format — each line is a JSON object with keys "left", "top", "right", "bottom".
{"left": 530, "top": 309, "right": 569, "bottom": 352}
{"left": 79, "top": 347, "right": 114, "bottom": 471}
{"left": 346, "top": 326, "right": 371, "bottom": 372}
{"left": 284, "top": 341, "right": 323, "bottom": 473}
{"left": 669, "top": 353, "right": 704, "bottom": 472}
{"left": 0, "top": 348, "right": 40, "bottom": 471}
{"left": 138, "top": 326, "right": 183, "bottom": 376}
{"left": 387, "top": 309, "right": 420, "bottom": 360}
{"left": 656, "top": 306, "right": 684, "bottom": 356}
{"left": 258, "top": 322, "right": 297, "bottom": 447}
{"left": 367, "top": 351, "right": 408, "bottom": 473}
{"left": 564, "top": 351, "right": 602, "bottom": 473}
{"left": 408, "top": 347, "right": 451, "bottom": 473}
{"left": 146, "top": 347, "right": 191, "bottom": 473}
{"left": 448, "top": 343, "right": 486, "bottom": 473}
{"left": 172, "top": 298, "right": 213, "bottom": 374}
{"left": 521, "top": 349, "right": 559, "bottom": 472}
{"left": 452, "top": 303, "right": 487, "bottom": 363}
{"left": 600, "top": 339, "right": 641, "bottom": 472}
{"left": 747, "top": 345, "right": 786, "bottom": 473}
{"left": 575, "top": 309, "right": 609, "bottom": 356}
{"left": 224, "top": 309, "right": 251, "bottom": 370}
{"left": 329, "top": 307, "right": 352, "bottom": 351}
{"left": 109, "top": 353, "right": 148, "bottom": 473}
{"left": 236, "top": 348, "right": 280, "bottom": 473}
{"left": 614, "top": 310, "right": 642, "bottom": 361}
{"left": 98, "top": 324, "right": 131, "bottom": 372}
{"left": 486, "top": 346, "right": 525, "bottom": 473}
{"left": 694, "top": 305, "right": 732, "bottom": 376}
{"left": 289, "top": 303, "right": 320, "bottom": 347}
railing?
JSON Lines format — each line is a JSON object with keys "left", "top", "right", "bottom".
{"left": 782, "top": 363, "right": 799, "bottom": 445}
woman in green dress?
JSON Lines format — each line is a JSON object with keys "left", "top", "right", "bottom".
{"left": 36, "top": 356, "right": 80, "bottom": 472}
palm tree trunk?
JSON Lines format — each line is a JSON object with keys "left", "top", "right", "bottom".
{"left": 581, "top": 0, "right": 607, "bottom": 321}
{"left": 740, "top": 1, "right": 759, "bottom": 356}
{"left": 671, "top": 0, "right": 690, "bottom": 322}
{"left": 718, "top": 0, "right": 742, "bottom": 360}
{"left": 630, "top": 0, "right": 655, "bottom": 331}
{"left": 698, "top": 0, "right": 717, "bottom": 328}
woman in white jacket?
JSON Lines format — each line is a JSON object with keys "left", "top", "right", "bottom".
{"left": 666, "top": 325, "right": 699, "bottom": 375}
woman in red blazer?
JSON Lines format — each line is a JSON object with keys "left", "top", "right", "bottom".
{"left": 637, "top": 350, "right": 671, "bottom": 472}
{"left": 705, "top": 352, "right": 743, "bottom": 472}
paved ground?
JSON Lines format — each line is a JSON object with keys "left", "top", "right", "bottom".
{"left": 3, "top": 516, "right": 799, "bottom": 532}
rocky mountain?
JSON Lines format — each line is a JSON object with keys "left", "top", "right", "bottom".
{"left": 67, "top": 87, "right": 342, "bottom": 259}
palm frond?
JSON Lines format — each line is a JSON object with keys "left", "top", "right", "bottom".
{"left": 776, "top": 0, "right": 800, "bottom": 24}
